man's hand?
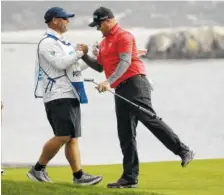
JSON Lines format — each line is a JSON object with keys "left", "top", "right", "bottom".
{"left": 95, "top": 80, "right": 110, "bottom": 93}
{"left": 77, "top": 44, "right": 89, "bottom": 55}
{"left": 137, "top": 49, "right": 147, "bottom": 57}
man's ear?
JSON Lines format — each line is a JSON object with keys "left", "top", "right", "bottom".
{"left": 52, "top": 18, "right": 57, "bottom": 25}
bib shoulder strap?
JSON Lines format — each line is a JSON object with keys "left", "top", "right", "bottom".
{"left": 37, "top": 34, "right": 60, "bottom": 77}
{"left": 47, "top": 34, "right": 59, "bottom": 41}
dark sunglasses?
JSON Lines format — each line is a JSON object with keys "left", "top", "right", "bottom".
{"left": 96, "top": 18, "right": 109, "bottom": 30}
{"left": 96, "top": 23, "right": 101, "bottom": 30}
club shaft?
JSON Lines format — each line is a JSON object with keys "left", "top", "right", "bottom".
{"left": 91, "top": 81, "right": 156, "bottom": 118}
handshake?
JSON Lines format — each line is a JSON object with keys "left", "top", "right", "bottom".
{"left": 76, "top": 42, "right": 99, "bottom": 57}
{"left": 76, "top": 44, "right": 89, "bottom": 55}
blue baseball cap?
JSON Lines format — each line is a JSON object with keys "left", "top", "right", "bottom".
{"left": 44, "top": 7, "right": 75, "bottom": 23}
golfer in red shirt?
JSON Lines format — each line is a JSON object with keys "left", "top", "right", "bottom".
{"left": 81, "top": 7, "right": 194, "bottom": 188}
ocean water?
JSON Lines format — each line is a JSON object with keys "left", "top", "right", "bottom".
{"left": 2, "top": 1, "right": 224, "bottom": 31}
{"left": 1, "top": 28, "right": 224, "bottom": 166}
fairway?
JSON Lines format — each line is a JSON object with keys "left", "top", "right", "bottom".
{"left": 1, "top": 159, "right": 224, "bottom": 195}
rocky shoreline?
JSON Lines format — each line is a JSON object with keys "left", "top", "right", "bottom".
{"left": 144, "top": 26, "right": 224, "bottom": 60}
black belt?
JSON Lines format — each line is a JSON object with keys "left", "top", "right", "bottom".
{"left": 115, "top": 74, "right": 146, "bottom": 90}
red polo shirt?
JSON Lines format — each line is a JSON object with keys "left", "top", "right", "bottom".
{"left": 97, "top": 24, "right": 146, "bottom": 88}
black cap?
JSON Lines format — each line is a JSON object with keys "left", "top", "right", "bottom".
{"left": 88, "top": 7, "right": 114, "bottom": 27}
{"left": 44, "top": 7, "right": 75, "bottom": 23}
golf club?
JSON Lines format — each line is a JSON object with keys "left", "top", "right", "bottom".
{"left": 84, "top": 78, "right": 159, "bottom": 119}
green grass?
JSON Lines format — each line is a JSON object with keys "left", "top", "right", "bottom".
{"left": 1, "top": 159, "right": 224, "bottom": 195}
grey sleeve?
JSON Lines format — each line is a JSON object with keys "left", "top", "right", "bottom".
{"left": 107, "top": 53, "right": 131, "bottom": 85}
{"left": 81, "top": 54, "right": 104, "bottom": 72}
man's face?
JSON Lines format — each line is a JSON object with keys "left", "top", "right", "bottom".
{"left": 53, "top": 17, "right": 70, "bottom": 33}
{"left": 97, "top": 19, "right": 110, "bottom": 35}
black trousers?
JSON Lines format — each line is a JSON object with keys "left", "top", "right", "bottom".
{"left": 115, "top": 75, "right": 189, "bottom": 181}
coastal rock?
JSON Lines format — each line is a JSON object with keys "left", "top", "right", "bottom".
{"left": 145, "top": 26, "right": 224, "bottom": 59}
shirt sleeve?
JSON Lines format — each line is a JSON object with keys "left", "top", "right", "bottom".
{"left": 39, "top": 38, "right": 84, "bottom": 70}
{"left": 107, "top": 32, "right": 133, "bottom": 85}
{"left": 79, "top": 59, "right": 89, "bottom": 71}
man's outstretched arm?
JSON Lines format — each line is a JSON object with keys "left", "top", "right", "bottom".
{"left": 82, "top": 54, "right": 104, "bottom": 72}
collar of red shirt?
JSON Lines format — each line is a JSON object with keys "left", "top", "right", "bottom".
{"left": 104, "top": 23, "right": 120, "bottom": 37}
